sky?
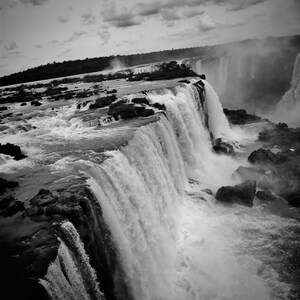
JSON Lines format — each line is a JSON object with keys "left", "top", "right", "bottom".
{"left": 0, "top": 0, "right": 299, "bottom": 77}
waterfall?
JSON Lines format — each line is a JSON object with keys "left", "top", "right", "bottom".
{"left": 41, "top": 81, "right": 275, "bottom": 300}
{"left": 218, "top": 57, "right": 229, "bottom": 94}
{"left": 40, "top": 221, "right": 104, "bottom": 300}
{"left": 268, "top": 53, "right": 300, "bottom": 127}
{"left": 196, "top": 59, "right": 202, "bottom": 74}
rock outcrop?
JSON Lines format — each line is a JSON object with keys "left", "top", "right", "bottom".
{"left": 248, "top": 148, "right": 287, "bottom": 164}
{"left": 216, "top": 180, "right": 257, "bottom": 207}
{"left": 213, "top": 138, "right": 236, "bottom": 157}
{"left": 0, "top": 143, "right": 27, "bottom": 160}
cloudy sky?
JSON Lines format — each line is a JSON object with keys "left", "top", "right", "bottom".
{"left": 0, "top": 0, "right": 299, "bottom": 77}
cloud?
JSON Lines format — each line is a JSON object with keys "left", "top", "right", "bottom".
{"left": 58, "top": 48, "right": 71, "bottom": 57}
{"left": 63, "top": 31, "right": 88, "bottom": 43}
{"left": 48, "top": 39, "right": 60, "bottom": 45}
{"left": 161, "top": 9, "right": 180, "bottom": 21}
{"left": 226, "top": 0, "right": 266, "bottom": 11}
{"left": 4, "top": 41, "right": 18, "bottom": 51}
{"left": 198, "top": 15, "right": 219, "bottom": 32}
{"left": 97, "top": 31, "right": 111, "bottom": 45}
{"left": 182, "top": 7, "right": 204, "bottom": 18}
{"left": 35, "top": 44, "right": 42, "bottom": 48}
{"left": 101, "top": 1, "right": 141, "bottom": 28}
{"left": 58, "top": 16, "right": 68, "bottom": 23}
{"left": 137, "top": 2, "right": 162, "bottom": 16}
{"left": 19, "top": 0, "right": 48, "bottom": 6}
{"left": 81, "top": 12, "right": 97, "bottom": 25}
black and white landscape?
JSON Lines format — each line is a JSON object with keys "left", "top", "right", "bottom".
{"left": 0, "top": 1, "right": 300, "bottom": 300}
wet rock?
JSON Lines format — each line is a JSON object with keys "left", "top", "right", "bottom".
{"left": 131, "top": 97, "right": 149, "bottom": 105}
{"left": 152, "top": 103, "right": 166, "bottom": 111}
{"left": 216, "top": 180, "right": 257, "bottom": 207}
{"left": 248, "top": 148, "right": 287, "bottom": 164}
{"left": 31, "top": 100, "right": 42, "bottom": 106}
{"left": 0, "top": 143, "right": 27, "bottom": 160}
{"left": 199, "top": 74, "right": 206, "bottom": 80}
{"left": 0, "top": 177, "right": 19, "bottom": 194}
{"left": 30, "top": 189, "right": 57, "bottom": 207}
{"left": 213, "top": 138, "right": 236, "bottom": 157}
{"left": 0, "top": 196, "right": 15, "bottom": 210}
{"left": 280, "top": 191, "right": 300, "bottom": 207}
{"left": 106, "top": 89, "right": 117, "bottom": 94}
{"left": 108, "top": 101, "right": 154, "bottom": 120}
{"left": 256, "top": 190, "right": 277, "bottom": 202}
{"left": 0, "top": 106, "right": 8, "bottom": 111}
{"left": 202, "top": 188, "right": 213, "bottom": 195}
{"left": 178, "top": 79, "right": 190, "bottom": 84}
{"left": 90, "top": 95, "right": 118, "bottom": 109}
{"left": 0, "top": 201, "right": 24, "bottom": 217}
{"left": 223, "top": 109, "right": 262, "bottom": 125}
{"left": 20, "top": 102, "right": 27, "bottom": 106}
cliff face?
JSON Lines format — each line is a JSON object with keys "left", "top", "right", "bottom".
{"left": 0, "top": 183, "right": 123, "bottom": 300}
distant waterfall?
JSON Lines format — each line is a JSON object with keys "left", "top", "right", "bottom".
{"left": 40, "top": 221, "right": 104, "bottom": 300}
{"left": 218, "top": 56, "right": 229, "bottom": 94}
{"left": 196, "top": 59, "right": 202, "bottom": 74}
{"left": 270, "top": 53, "right": 300, "bottom": 126}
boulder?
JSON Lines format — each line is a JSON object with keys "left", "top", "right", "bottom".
{"left": 131, "top": 97, "right": 149, "bottom": 105}
{"left": 215, "top": 180, "right": 257, "bottom": 207}
{"left": 20, "top": 102, "right": 27, "bottom": 106}
{"left": 223, "top": 109, "right": 262, "bottom": 125}
{"left": 0, "top": 143, "right": 27, "bottom": 160}
{"left": 199, "top": 74, "right": 206, "bottom": 80}
{"left": 0, "top": 107, "right": 8, "bottom": 111}
{"left": 178, "top": 79, "right": 190, "bottom": 84}
{"left": 0, "top": 201, "right": 24, "bottom": 217}
{"left": 152, "top": 103, "right": 166, "bottom": 111}
{"left": 31, "top": 100, "right": 42, "bottom": 106}
{"left": 213, "top": 138, "right": 236, "bottom": 157}
{"left": 90, "top": 95, "right": 117, "bottom": 109}
{"left": 248, "top": 148, "right": 287, "bottom": 164}
{"left": 0, "top": 178, "right": 19, "bottom": 194}
{"left": 0, "top": 196, "right": 15, "bottom": 210}
{"left": 256, "top": 190, "right": 277, "bottom": 202}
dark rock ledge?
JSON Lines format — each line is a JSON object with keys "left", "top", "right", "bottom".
{"left": 0, "top": 185, "right": 126, "bottom": 300}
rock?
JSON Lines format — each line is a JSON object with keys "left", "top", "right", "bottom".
{"left": 152, "top": 103, "right": 166, "bottom": 111}
{"left": 0, "top": 178, "right": 19, "bottom": 194}
{"left": 0, "top": 196, "right": 15, "bottom": 210}
{"left": 20, "top": 102, "right": 27, "bottom": 106}
{"left": 178, "top": 79, "right": 190, "bottom": 84}
{"left": 216, "top": 180, "right": 257, "bottom": 207}
{"left": 248, "top": 148, "right": 287, "bottom": 164}
{"left": 31, "top": 100, "right": 42, "bottom": 106}
{"left": 213, "top": 138, "right": 236, "bottom": 157}
{"left": 0, "top": 201, "right": 24, "bottom": 217}
{"left": 280, "top": 191, "right": 300, "bottom": 207}
{"left": 202, "top": 188, "right": 213, "bottom": 195}
{"left": 256, "top": 190, "right": 277, "bottom": 202}
{"left": 0, "top": 106, "right": 8, "bottom": 111}
{"left": 106, "top": 89, "right": 117, "bottom": 94}
{"left": 90, "top": 95, "right": 117, "bottom": 109}
{"left": 108, "top": 101, "right": 154, "bottom": 120}
{"left": 223, "top": 109, "right": 262, "bottom": 125}
{"left": 0, "top": 143, "right": 27, "bottom": 160}
{"left": 30, "top": 189, "right": 57, "bottom": 207}
{"left": 131, "top": 97, "right": 149, "bottom": 105}
{"left": 199, "top": 74, "right": 206, "bottom": 80}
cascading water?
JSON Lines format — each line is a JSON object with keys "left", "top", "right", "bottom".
{"left": 196, "top": 60, "right": 202, "bottom": 74}
{"left": 268, "top": 53, "right": 300, "bottom": 126}
{"left": 218, "top": 57, "right": 229, "bottom": 94}
{"left": 40, "top": 221, "right": 104, "bottom": 300}
{"left": 40, "top": 80, "right": 295, "bottom": 300}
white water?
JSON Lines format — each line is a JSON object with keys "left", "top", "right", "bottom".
{"left": 40, "top": 221, "right": 104, "bottom": 300}
{"left": 268, "top": 53, "right": 300, "bottom": 127}
{"left": 196, "top": 60, "right": 202, "bottom": 74}
{"left": 40, "top": 80, "right": 294, "bottom": 300}
{"left": 218, "top": 57, "right": 229, "bottom": 94}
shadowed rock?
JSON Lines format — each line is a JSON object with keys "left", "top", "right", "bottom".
{"left": 0, "top": 143, "right": 27, "bottom": 160}
{"left": 216, "top": 180, "right": 257, "bottom": 207}
{"left": 213, "top": 138, "right": 236, "bottom": 157}
{"left": 0, "top": 177, "right": 19, "bottom": 194}
{"left": 256, "top": 190, "right": 277, "bottom": 202}
{"left": 248, "top": 148, "right": 287, "bottom": 164}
